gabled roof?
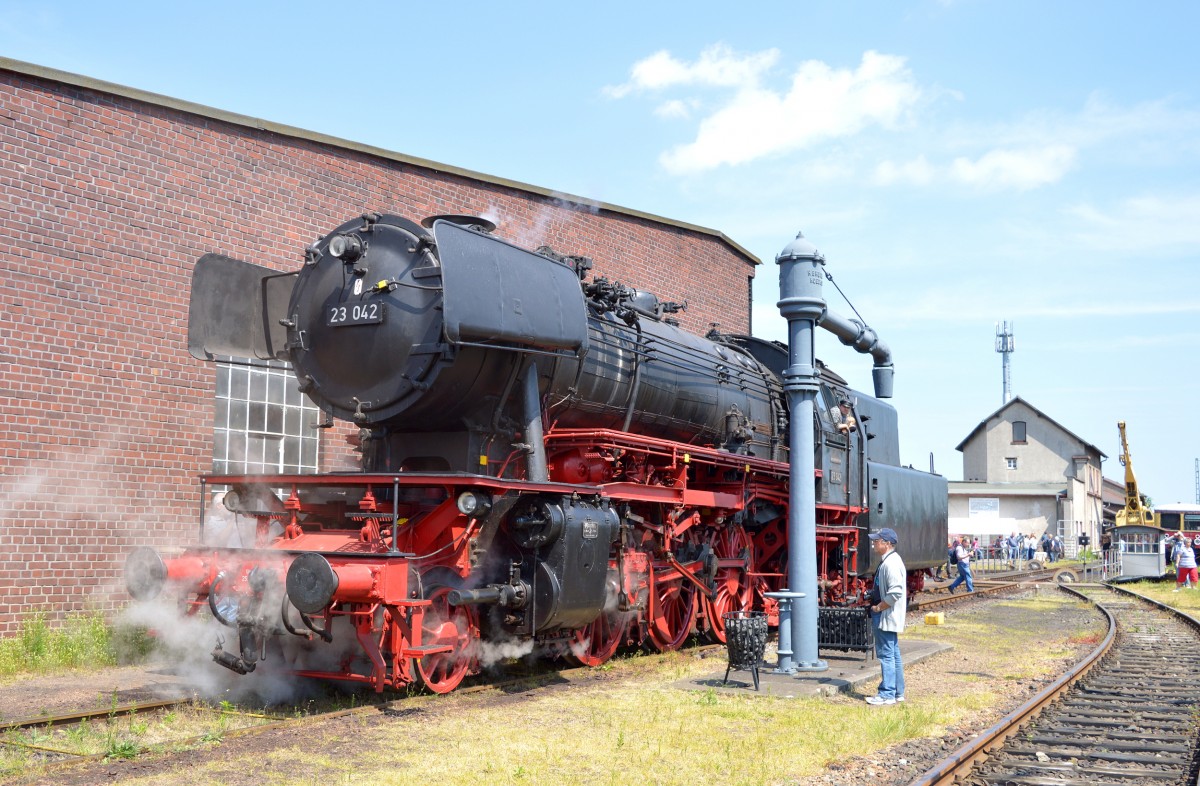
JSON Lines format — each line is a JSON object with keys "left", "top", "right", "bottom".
{"left": 954, "top": 395, "right": 1107, "bottom": 457}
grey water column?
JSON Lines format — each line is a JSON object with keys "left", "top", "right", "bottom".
{"left": 775, "top": 231, "right": 828, "bottom": 672}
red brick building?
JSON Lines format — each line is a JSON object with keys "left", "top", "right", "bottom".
{"left": 0, "top": 58, "right": 759, "bottom": 635}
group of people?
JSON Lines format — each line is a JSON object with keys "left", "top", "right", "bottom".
{"left": 944, "top": 532, "right": 1065, "bottom": 576}
{"left": 1039, "top": 532, "right": 1065, "bottom": 563}
{"left": 991, "top": 531, "right": 1064, "bottom": 562}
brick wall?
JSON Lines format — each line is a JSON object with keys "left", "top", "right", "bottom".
{"left": 0, "top": 65, "right": 756, "bottom": 636}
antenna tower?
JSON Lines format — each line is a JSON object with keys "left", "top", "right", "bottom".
{"left": 1195, "top": 457, "right": 1198, "bottom": 504}
{"left": 995, "top": 321, "right": 1015, "bottom": 404}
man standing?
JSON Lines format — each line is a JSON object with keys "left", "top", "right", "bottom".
{"left": 947, "top": 537, "right": 974, "bottom": 594}
{"left": 866, "top": 527, "right": 907, "bottom": 706}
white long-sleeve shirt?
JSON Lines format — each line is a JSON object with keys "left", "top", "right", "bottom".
{"left": 874, "top": 549, "right": 907, "bottom": 633}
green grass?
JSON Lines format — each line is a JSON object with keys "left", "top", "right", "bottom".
{"left": 0, "top": 611, "right": 154, "bottom": 681}
{"left": 1121, "top": 578, "right": 1200, "bottom": 612}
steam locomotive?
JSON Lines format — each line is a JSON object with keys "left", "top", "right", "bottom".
{"left": 125, "top": 213, "right": 948, "bottom": 693}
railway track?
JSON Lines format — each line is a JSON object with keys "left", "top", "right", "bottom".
{"left": 911, "top": 583, "right": 1200, "bottom": 786}
{"left": 0, "top": 643, "right": 726, "bottom": 777}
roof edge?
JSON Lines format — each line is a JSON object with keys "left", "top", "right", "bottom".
{"left": 954, "top": 395, "right": 1107, "bottom": 458}
{"left": 1, "top": 56, "right": 759, "bottom": 266}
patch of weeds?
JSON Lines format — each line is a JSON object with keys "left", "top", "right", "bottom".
{"left": 105, "top": 738, "right": 141, "bottom": 760}
{"left": 199, "top": 729, "right": 225, "bottom": 744}
{"left": 0, "top": 612, "right": 154, "bottom": 680}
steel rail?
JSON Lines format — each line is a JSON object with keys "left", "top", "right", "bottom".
{"left": 908, "top": 583, "right": 1117, "bottom": 786}
{"left": 0, "top": 697, "right": 188, "bottom": 733}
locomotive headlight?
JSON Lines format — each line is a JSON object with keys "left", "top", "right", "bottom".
{"left": 328, "top": 233, "right": 364, "bottom": 262}
{"left": 207, "top": 572, "right": 241, "bottom": 627}
{"left": 456, "top": 490, "right": 492, "bottom": 518}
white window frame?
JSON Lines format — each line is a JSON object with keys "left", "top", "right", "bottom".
{"left": 213, "top": 356, "right": 320, "bottom": 475}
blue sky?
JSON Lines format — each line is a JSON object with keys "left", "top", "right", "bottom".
{"left": 4, "top": 1, "right": 1198, "bottom": 504}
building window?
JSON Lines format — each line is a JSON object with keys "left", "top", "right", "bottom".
{"left": 1012, "top": 420, "right": 1027, "bottom": 443}
{"left": 1006, "top": 457, "right": 1018, "bottom": 470}
{"left": 214, "top": 357, "right": 320, "bottom": 475}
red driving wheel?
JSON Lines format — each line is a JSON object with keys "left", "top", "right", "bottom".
{"left": 414, "top": 569, "right": 478, "bottom": 694}
{"left": 703, "top": 525, "right": 754, "bottom": 643}
{"left": 566, "top": 610, "right": 629, "bottom": 667}
{"left": 647, "top": 568, "right": 697, "bottom": 652}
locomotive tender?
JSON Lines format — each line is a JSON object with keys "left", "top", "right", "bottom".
{"left": 125, "top": 212, "right": 948, "bottom": 693}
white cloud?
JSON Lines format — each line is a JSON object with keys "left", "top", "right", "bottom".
{"left": 605, "top": 47, "right": 920, "bottom": 174}
{"left": 1067, "top": 194, "right": 1200, "bottom": 251}
{"left": 655, "top": 51, "right": 921, "bottom": 174}
{"left": 603, "top": 44, "right": 780, "bottom": 98}
{"left": 871, "top": 145, "right": 1075, "bottom": 191}
{"left": 949, "top": 145, "right": 1076, "bottom": 190}
{"left": 653, "top": 99, "right": 693, "bottom": 120}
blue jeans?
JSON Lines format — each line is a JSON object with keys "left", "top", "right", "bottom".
{"left": 948, "top": 561, "right": 974, "bottom": 592}
{"left": 874, "top": 626, "right": 905, "bottom": 700}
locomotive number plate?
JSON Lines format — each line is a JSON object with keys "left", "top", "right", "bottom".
{"left": 327, "top": 302, "right": 385, "bottom": 327}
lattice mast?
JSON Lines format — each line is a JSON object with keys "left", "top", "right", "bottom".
{"left": 995, "top": 321, "right": 1015, "bottom": 404}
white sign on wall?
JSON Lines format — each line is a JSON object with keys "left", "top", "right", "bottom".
{"left": 969, "top": 497, "right": 1000, "bottom": 518}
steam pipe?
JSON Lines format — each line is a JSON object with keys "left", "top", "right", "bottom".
{"left": 447, "top": 584, "right": 527, "bottom": 608}
{"left": 448, "top": 587, "right": 504, "bottom": 605}
{"left": 522, "top": 362, "right": 549, "bottom": 483}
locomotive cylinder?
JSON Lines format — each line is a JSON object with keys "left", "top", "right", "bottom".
{"left": 285, "top": 553, "right": 377, "bottom": 614}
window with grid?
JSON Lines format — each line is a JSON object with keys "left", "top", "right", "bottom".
{"left": 213, "top": 357, "right": 320, "bottom": 475}
{"left": 1005, "top": 457, "right": 1018, "bottom": 470}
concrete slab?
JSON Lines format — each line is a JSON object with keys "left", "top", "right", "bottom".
{"left": 675, "top": 638, "right": 952, "bottom": 699}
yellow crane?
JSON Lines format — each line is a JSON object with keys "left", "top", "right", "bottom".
{"left": 1116, "top": 421, "right": 1155, "bottom": 527}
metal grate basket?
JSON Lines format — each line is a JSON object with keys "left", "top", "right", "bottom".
{"left": 722, "top": 610, "right": 768, "bottom": 690}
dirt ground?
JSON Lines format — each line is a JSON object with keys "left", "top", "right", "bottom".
{"left": 0, "top": 588, "right": 1101, "bottom": 786}
{"left": 0, "top": 664, "right": 196, "bottom": 723}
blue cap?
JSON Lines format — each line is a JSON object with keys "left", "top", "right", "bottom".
{"left": 869, "top": 527, "right": 898, "bottom": 544}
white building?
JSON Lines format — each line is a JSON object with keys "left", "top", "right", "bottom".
{"left": 949, "top": 397, "right": 1105, "bottom": 554}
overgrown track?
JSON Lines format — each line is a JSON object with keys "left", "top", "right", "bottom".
{"left": 1, "top": 644, "right": 726, "bottom": 777}
{"left": 912, "top": 584, "right": 1200, "bottom": 786}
